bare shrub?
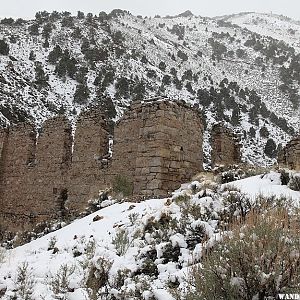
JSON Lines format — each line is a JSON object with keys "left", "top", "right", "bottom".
{"left": 47, "top": 236, "right": 57, "bottom": 251}
{"left": 0, "top": 247, "right": 6, "bottom": 265}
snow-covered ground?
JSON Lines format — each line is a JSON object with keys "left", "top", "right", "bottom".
{"left": 0, "top": 171, "right": 299, "bottom": 299}
{"left": 227, "top": 12, "right": 300, "bottom": 53}
{"left": 225, "top": 171, "right": 300, "bottom": 203}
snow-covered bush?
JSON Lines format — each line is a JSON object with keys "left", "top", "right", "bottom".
{"left": 216, "top": 164, "right": 271, "bottom": 184}
{"left": 14, "top": 262, "right": 35, "bottom": 300}
{"left": 185, "top": 207, "right": 300, "bottom": 299}
{"left": 47, "top": 264, "right": 76, "bottom": 299}
{"left": 83, "top": 256, "right": 112, "bottom": 300}
{"left": 288, "top": 174, "right": 300, "bottom": 191}
{"left": 112, "top": 228, "right": 131, "bottom": 256}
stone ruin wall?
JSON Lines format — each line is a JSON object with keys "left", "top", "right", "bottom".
{"left": 0, "top": 110, "right": 110, "bottom": 233}
{"left": 0, "top": 99, "right": 243, "bottom": 234}
{"left": 0, "top": 100, "right": 204, "bottom": 233}
{"left": 278, "top": 135, "right": 300, "bottom": 171}
{"left": 111, "top": 100, "right": 204, "bottom": 197}
{"left": 68, "top": 110, "right": 110, "bottom": 215}
{"left": 211, "top": 124, "right": 241, "bottom": 168}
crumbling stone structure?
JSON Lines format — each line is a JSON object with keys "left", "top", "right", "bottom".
{"left": 111, "top": 100, "right": 203, "bottom": 197}
{"left": 211, "top": 124, "right": 241, "bottom": 167}
{"left": 0, "top": 99, "right": 203, "bottom": 233}
{"left": 278, "top": 135, "right": 300, "bottom": 170}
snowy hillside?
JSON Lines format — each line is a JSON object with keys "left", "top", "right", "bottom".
{"left": 226, "top": 12, "right": 300, "bottom": 52}
{"left": 0, "top": 171, "right": 299, "bottom": 299}
{"left": 0, "top": 10, "right": 300, "bottom": 165}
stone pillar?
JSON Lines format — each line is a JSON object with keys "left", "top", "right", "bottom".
{"left": 278, "top": 135, "right": 300, "bottom": 170}
{"left": 33, "top": 116, "right": 73, "bottom": 220}
{"left": 111, "top": 100, "right": 203, "bottom": 197}
{"left": 68, "top": 109, "right": 109, "bottom": 214}
{"left": 211, "top": 124, "right": 241, "bottom": 167}
{"left": 0, "top": 123, "right": 37, "bottom": 232}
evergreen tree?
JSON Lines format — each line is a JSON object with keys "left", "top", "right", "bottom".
{"left": 96, "top": 93, "right": 117, "bottom": 119}
{"left": 264, "top": 138, "right": 277, "bottom": 158}
{"left": 74, "top": 84, "right": 90, "bottom": 104}
{"left": 28, "top": 23, "right": 40, "bottom": 35}
{"left": 0, "top": 18, "right": 14, "bottom": 25}
{"left": 162, "top": 75, "right": 171, "bottom": 85}
{"left": 48, "top": 45, "right": 62, "bottom": 64}
{"left": 115, "top": 77, "right": 130, "bottom": 98}
{"left": 34, "top": 62, "right": 49, "bottom": 89}
{"left": 177, "top": 50, "right": 188, "bottom": 61}
{"left": 0, "top": 40, "right": 9, "bottom": 55}
{"left": 259, "top": 126, "right": 269, "bottom": 138}
{"left": 77, "top": 11, "right": 85, "bottom": 19}
{"left": 29, "top": 50, "right": 36, "bottom": 61}
{"left": 132, "top": 81, "right": 146, "bottom": 101}
{"left": 15, "top": 18, "right": 26, "bottom": 26}
{"left": 158, "top": 61, "right": 166, "bottom": 71}
{"left": 231, "top": 108, "right": 241, "bottom": 126}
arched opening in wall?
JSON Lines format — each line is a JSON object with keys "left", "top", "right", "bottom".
{"left": 58, "top": 189, "right": 68, "bottom": 217}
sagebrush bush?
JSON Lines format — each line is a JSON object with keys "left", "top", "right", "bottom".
{"left": 14, "top": 262, "right": 35, "bottom": 300}
{"left": 48, "top": 264, "right": 75, "bottom": 300}
{"left": 185, "top": 208, "right": 300, "bottom": 300}
{"left": 84, "top": 256, "right": 112, "bottom": 300}
{"left": 112, "top": 174, "right": 133, "bottom": 197}
{"left": 288, "top": 174, "right": 300, "bottom": 191}
{"left": 112, "top": 228, "right": 131, "bottom": 256}
{"left": 221, "top": 190, "right": 251, "bottom": 224}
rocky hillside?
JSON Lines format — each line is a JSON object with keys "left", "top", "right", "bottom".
{"left": 0, "top": 10, "right": 299, "bottom": 165}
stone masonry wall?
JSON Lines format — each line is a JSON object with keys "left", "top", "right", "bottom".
{"left": 111, "top": 100, "right": 203, "bottom": 197}
{"left": 278, "top": 135, "right": 300, "bottom": 170}
{"left": 0, "top": 123, "right": 37, "bottom": 231}
{"left": 68, "top": 109, "right": 110, "bottom": 214}
{"left": 211, "top": 124, "right": 241, "bottom": 167}
{"left": 0, "top": 117, "right": 75, "bottom": 232}
{"left": 0, "top": 99, "right": 204, "bottom": 233}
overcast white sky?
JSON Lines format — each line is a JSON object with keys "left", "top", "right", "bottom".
{"left": 1, "top": 0, "right": 299, "bottom": 20}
